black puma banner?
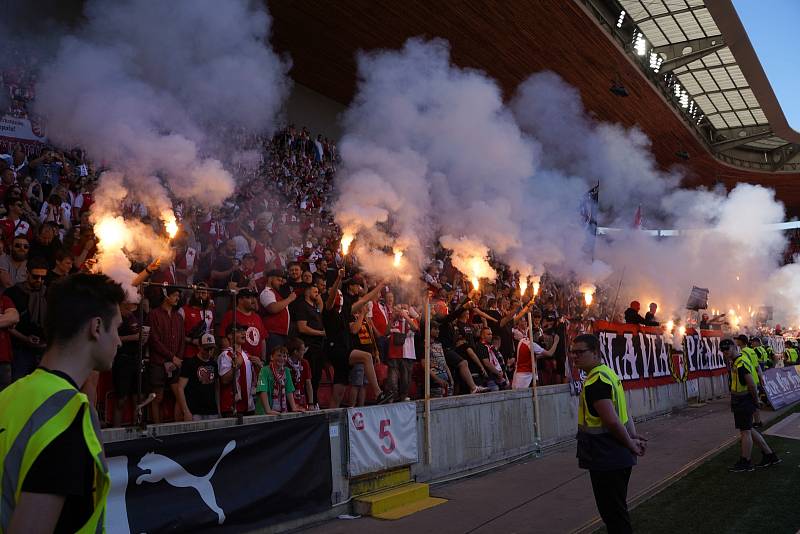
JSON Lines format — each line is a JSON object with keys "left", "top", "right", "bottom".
{"left": 105, "top": 415, "right": 332, "bottom": 532}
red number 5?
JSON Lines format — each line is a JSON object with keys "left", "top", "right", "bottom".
{"left": 379, "top": 419, "right": 396, "bottom": 454}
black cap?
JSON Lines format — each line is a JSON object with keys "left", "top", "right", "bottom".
{"left": 736, "top": 334, "right": 749, "bottom": 344}
{"left": 720, "top": 339, "right": 734, "bottom": 351}
{"left": 265, "top": 269, "right": 284, "bottom": 278}
{"left": 543, "top": 312, "right": 557, "bottom": 322}
{"left": 238, "top": 288, "right": 258, "bottom": 298}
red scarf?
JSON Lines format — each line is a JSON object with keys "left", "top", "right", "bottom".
{"left": 270, "top": 361, "right": 287, "bottom": 412}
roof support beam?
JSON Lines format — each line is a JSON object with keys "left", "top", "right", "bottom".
{"left": 713, "top": 126, "right": 772, "bottom": 139}
{"left": 712, "top": 129, "right": 773, "bottom": 151}
{"left": 635, "top": 6, "right": 703, "bottom": 24}
{"left": 654, "top": 37, "right": 726, "bottom": 73}
{"left": 705, "top": 106, "right": 756, "bottom": 117}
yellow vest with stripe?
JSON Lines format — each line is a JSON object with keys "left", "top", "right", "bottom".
{"left": 730, "top": 354, "right": 753, "bottom": 395}
{"left": 579, "top": 364, "right": 632, "bottom": 434}
{"left": 0, "top": 369, "right": 109, "bottom": 533}
{"left": 786, "top": 347, "right": 798, "bottom": 364}
{"left": 740, "top": 347, "right": 760, "bottom": 384}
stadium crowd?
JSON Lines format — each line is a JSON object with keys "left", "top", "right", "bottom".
{"left": 0, "top": 57, "right": 620, "bottom": 425}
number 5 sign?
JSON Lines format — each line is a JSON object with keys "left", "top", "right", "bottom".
{"left": 347, "top": 403, "right": 418, "bottom": 476}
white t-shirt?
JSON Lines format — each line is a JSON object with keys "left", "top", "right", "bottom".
{"left": 218, "top": 348, "right": 255, "bottom": 412}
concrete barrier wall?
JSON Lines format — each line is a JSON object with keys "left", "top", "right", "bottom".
{"left": 102, "top": 374, "right": 724, "bottom": 529}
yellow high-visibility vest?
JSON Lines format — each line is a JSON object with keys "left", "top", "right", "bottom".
{"left": 578, "top": 364, "right": 632, "bottom": 434}
{"left": 730, "top": 355, "right": 753, "bottom": 395}
{"left": 741, "top": 347, "right": 760, "bottom": 384}
{"left": 0, "top": 369, "right": 109, "bottom": 533}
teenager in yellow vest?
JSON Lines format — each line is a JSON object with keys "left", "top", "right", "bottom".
{"left": 0, "top": 273, "right": 125, "bottom": 533}
{"left": 571, "top": 333, "right": 646, "bottom": 534}
{"left": 720, "top": 339, "right": 780, "bottom": 472}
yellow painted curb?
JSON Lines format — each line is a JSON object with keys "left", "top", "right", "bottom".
{"left": 354, "top": 482, "right": 430, "bottom": 516}
{"left": 372, "top": 497, "right": 448, "bottom": 520}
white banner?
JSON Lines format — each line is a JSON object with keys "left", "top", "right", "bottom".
{"left": 0, "top": 114, "right": 46, "bottom": 143}
{"left": 347, "top": 403, "right": 418, "bottom": 477}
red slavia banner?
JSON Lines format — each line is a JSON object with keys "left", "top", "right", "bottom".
{"left": 586, "top": 321, "right": 726, "bottom": 390}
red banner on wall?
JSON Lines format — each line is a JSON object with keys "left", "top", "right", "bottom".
{"left": 589, "top": 321, "right": 726, "bottom": 390}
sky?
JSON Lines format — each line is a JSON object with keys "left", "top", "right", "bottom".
{"left": 733, "top": 0, "right": 800, "bottom": 133}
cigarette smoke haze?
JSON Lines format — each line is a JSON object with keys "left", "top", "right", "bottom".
{"left": 334, "top": 38, "right": 799, "bottom": 327}
{"left": 32, "top": 0, "right": 290, "bottom": 296}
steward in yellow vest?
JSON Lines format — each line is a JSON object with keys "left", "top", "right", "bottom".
{"left": 735, "top": 335, "right": 765, "bottom": 428}
{"left": 751, "top": 338, "right": 771, "bottom": 369}
{"left": 571, "top": 334, "right": 645, "bottom": 534}
{"left": 0, "top": 273, "right": 125, "bottom": 533}
{"left": 784, "top": 341, "right": 799, "bottom": 365}
{"left": 720, "top": 338, "right": 780, "bottom": 472}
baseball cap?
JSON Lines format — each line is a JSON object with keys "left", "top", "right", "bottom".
{"left": 543, "top": 312, "right": 557, "bottom": 322}
{"left": 238, "top": 288, "right": 258, "bottom": 298}
{"left": 200, "top": 333, "right": 216, "bottom": 347}
{"left": 736, "top": 334, "right": 749, "bottom": 344}
{"left": 265, "top": 268, "right": 284, "bottom": 278}
{"left": 719, "top": 339, "right": 734, "bottom": 351}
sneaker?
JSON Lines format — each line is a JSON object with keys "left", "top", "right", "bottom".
{"left": 755, "top": 453, "right": 782, "bottom": 468}
{"left": 375, "top": 391, "right": 393, "bottom": 404}
{"left": 729, "top": 458, "right": 754, "bottom": 472}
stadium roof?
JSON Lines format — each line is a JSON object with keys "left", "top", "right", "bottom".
{"left": 616, "top": 0, "right": 799, "bottom": 171}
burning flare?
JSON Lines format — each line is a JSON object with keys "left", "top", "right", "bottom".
{"left": 532, "top": 280, "right": 540, "bottom": 296}
{"left": 94, "top": 215, "right": 128, "bottom": 250}
{"left": 678, "top": 325, "right": 686, "bottom": 337}
{"left": 341, "top": 233, "right": 354, "bottom": 255}
{"left": 393, "top": 249, "right": 403, "bottom": 267}
{"left": 665, "top": 320, "right": 674, "bottom": 333}
{"left": 471, "top": 277, "right": 480, "bottom": 291}
{"left": 580, "top": 284, "right": 596, "bottom": 306}
{"left": 519, "top": 277, "right": 528, "bottom": 296}
{"left": 162, "top": 211, "right": 179, "bottom": 240}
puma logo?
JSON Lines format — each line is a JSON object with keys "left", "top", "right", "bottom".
{"left": 136, "top": 440, "right": 236, "bottom": 524}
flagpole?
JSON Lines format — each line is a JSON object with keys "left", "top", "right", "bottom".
{"left": 528, "top": 310, "right": 542, "bottom": 451}
{"left": 424, "top": 292, "right": 432, "bottom": 464}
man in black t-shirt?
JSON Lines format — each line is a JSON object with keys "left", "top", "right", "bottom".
{"left": 176, "top": 333, "right": 219, "bottom": 421}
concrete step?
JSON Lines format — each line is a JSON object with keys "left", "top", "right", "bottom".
{"left": 353, "top": 482, "right": 446, "bottom": 519}
{"left": 350, "top": 467, "right": 411, "bottom": 496}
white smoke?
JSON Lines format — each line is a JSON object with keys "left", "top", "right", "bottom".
{"left": 335, "top": 42, "right": 797, "bottom": 328}
{"left": 335, "top": 38, "right": 536, "bottom": 282}
{"left": 32, "top": 0, "right": 291, "bottom": 293}
{"left": 513, "top": 71, "right": 794, "bottom": 326}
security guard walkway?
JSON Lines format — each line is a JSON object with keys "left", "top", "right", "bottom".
{"left": 303, "top": 398, "right": 792, "bottom": 534}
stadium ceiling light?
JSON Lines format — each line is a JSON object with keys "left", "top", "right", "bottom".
{"left": 680, "top": 91, "right": 689, "bottom": 108}
{"left": 634, "top": 33, "right": 647, "bottom": 56}
{"left": 617, "top": 10, "right": 626, "bottom": 28}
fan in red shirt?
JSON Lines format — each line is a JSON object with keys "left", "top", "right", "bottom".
{"left": 179, "top": 285, "right": 215, "bottom": 358}
{"left": 219, "top": 288, "right": 267, "bottom": 361}
{"left": 0, "top": 199, "right": 33, "bottom": 247}
{"left": 0, "top": 294, "right": 19, "bottom": 389}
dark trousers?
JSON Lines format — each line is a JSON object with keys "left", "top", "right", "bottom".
{"left": 307, "top": 346, "right": 325, "bottom": 405}
{"left": 589, "top": 467, "right": 633, "bottom": 534}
